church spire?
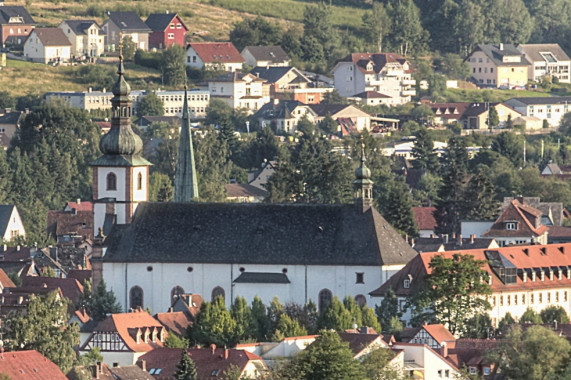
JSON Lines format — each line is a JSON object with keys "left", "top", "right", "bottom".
{"left": 353, "top": 137, "right": 374, "bottom": 212}
{"left": 174, "top": 85, "right": 199, "bottom": 202}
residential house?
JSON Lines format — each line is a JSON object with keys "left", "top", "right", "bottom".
{"left": 541, "top": 162, "right": 571, "bottom": 181}
{"left": 411, "top": 234, "right": 498, "bottom": 254}
{"left": 338, "top": 330, "right": 389, "bottom": 359}
{"left": 501, "top": 196, "right": 566, "bottom": 227}
{"left": 103, "top": 12, "right": 151, "bottom": 51}
{"left": 332, "top": 52, "right": 416, "bottom": 104}
{"left": 79, "top": 310, "right": 167, "bottom": 366}
{"left": 413, "top": 207, "right": 437, "bottom": 238}
{"left": 23, "top": 27, "right": 71, "bottom": 64}
{"left": 0, "top": 204, "right": 25, "bottom": 241}
{"left": 58, "top": 19, "right": 104, "bottom": 59}
{"left": 405, "top": 323, "right": 455, "bottom": 350}
{"left": 237, "top": 335, "right": 318, "bottom": 368}
{"left": 68, "top": 362, "right": 155, "bottom": 380}
{"left": 248, "top": 160, "right": 276, "bottom": 191}
{"left": 250, "top": 66, "right": 310, "bottom": 97}
{"left": 0, "top": 5, "right": 35, "bottom": 46}
{"left": 21, "top": 275, "right": 85, "bottom": 307}
{"left": 207, "top": 72, "right": 269, "bottom": 112}
{"left": 0, "top": 109, "right": 24, "bottom": 149}
{"left": 137, "top": 115, "right": 180, "bottom": 130}
{"left": 518, "top": 43, "right": 571, "bottom": 84}
{"left": 460, "top": 102, "right": 522, "bottom": 130}
{"left": 226, "top": 183, "right": 268, "bottom": 203}
{"left": 392, "top": 342, "right": 461, "bottom": 380}
{"left": 185, "top": 42, "right": 244, "bottom": 72}
{"left": 309, "top": 103, "right": 372, "bottom": 134}
{"left": 137, "top": 347, "right": 268, "bottom": 379}
{"left": 145, "top": 12, "right": 188, "bottom": 50}
{"left": 446, "top": 338, "right": 498, "bottom": 378}
{"left": 370, "top": 243, "right": 571, "bottom": 328}
{"left": 0, "top": 350, "right": 68, "bottom": 380}
{"left": 465, "top": 44, "right": 530, "bottom": 88}
{"left": 153, "top": 89, "right": 209, "bottom": 118}
{"left": 427, "top": 102, "right": 470, "bottom": 126}
{"left": 154, "top": 310, "right": 193, "bottom": 337}
{"left": 504, "top": 96, "right": 571, "bottom": 128}
{"left": 483, "top": 198, "right": 549, "bottom": 246}
{"left": 0, "top": 267, "right": 15, "bottom": 292}
{"left": 254, "top": 100, "right": 317, "bottom": 134}
{"left": 351, "top": 91, "right": 394, "bottom": 107}
{"left": 382, "top": 140, "right": 448, "bottom": 160}
{"left": 0, "top": 245, "right": 39, "bottom": 283}
{"left": 46, "top": 208, "right": 93, "bottom": 244}
{"left": 242, "top": 45, "right": 291, "bottom": 67}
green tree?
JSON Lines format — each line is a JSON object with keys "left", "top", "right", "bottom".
{"left": 161, "top": 44, "right": 186, "bottom": 87}
{"left": 375, "top": 289, "right": 401, "bottom": 331}
{"left": 520, "top": 307, "right": 542, "bottom": 324}
{"left": 464, "top": 313, "right": 493, "bottom": 339}
{"left": 79, "top": 279, "right": 122, "bottom": 322}
{"left": 194, "top": 126, "right": 233, "bottom": 201}
{"left": 190, "top": 296, "right": 237, "bottom": 347}
{"left": 491, "top": 132, "right": 523, "bottom": 167}
{"left": 411, "top": 253, "right": 492, "bottom": 335}
{"left": 302, "top": 3, "right": 339, "bottom": 63}
{"left": 452, "top": 0, "right": 484, "bottom": 54}
{"left": 149, "top": 172, "right": 174, "bottom": 202}
{"left": 4, "top": 291, "right": 79, "bottom": 373}
{"left": 230, "top": 296, "right": 254, "bottom": 342}
{"left": 493, "top": 0, "right": 533, "bottom": 44}
{"left": 174, "top": 349, "right": 197, "bottom": 380}
{"left": 463, "top": 170, "right": 497, "bottom": 220}
{"left": 540, "top": 305, "right": 569, "bottom": 324}
{"left": 165, "top": 332, "right": 189, "bottom": 348}
{"left": 361, "top": 306, "right": 382, "bottom": 333}
{"left": 361, "top": 1, "right": 392, "bottom": 52}
{"left": 0, "top": 91, "right": 16, "bottom": 110}
{"left": 386, "top": 0, "right": 427, "bottom": 56}
{"left": 499, "top": 312, "right": 516, "bottom": 332}
{"left": 137, "top": 92, "right": 164, "bottom": 118}
{"left": 343, "top": 296, "right": 362, "bottom": 328}
{"left": 492, "top": 325, "right": 571, "bottom": 380}
{"left": 251, "top": 296, "right": 270, "bottom": 342}
{"left": 229, "top": 16, "right": 282, "bottom": 51}
{"left": 121, "top": 36, "right": 136, "bottom": 61}
{"left": 282, "top": 330, "right": 366, "bottom": 380}
{"left": 318, "top": 297, "right": 353, "bottom": 331}
{"left": 272, "top": 313, "right": 308, "bottom": 341}
{"left": 382, "top": 180, "right": 418, "bottom": 237}
{"left": 361, "top": 347, "right": 404, "bottom": 380}
{"left": 411, "top": 128, "right": 439, "bottom": 171}
{"left": 486, "top": 106, "right": 499, "bottom": 129}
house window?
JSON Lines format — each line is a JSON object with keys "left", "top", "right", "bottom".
{"left": 106, "top": 172, "right": 117, "bottom": 190}
{"left": 522, "top": 294, "right": 525, "bottom": 304}
{"left": 506, "top": 222, "right": 517, "bottom": 230}
{"left": 129, "top": 286, "right": 143, "bottom": 310}
{"left": 404, "top": 279, "right": 410, "bottom": 288}
{"left": 565, "top": 291, "right": 568, "bottom": 302}
{"left": 137, "top": 172, "right": 143, "bottom": 190}
{"left": 539, "top": 293, "right": 543, "bottom": 303}
{"left": 500, "top": 296, "right": 503, "bottom": 306}
{"left": 557, "top": 292, "right": 560, "bottom": 302}
{"left": 319, "top": 289, "right": 332, "bottom": 311}
{"left": 445, "top": 370, "right": 450, "bottom": 377}
{"left": 170, "top": 23, "right": 175, "bottom": 29}
{"left": 355, "top": 294, "right": 367, "bottom": 306}
{"left": 507, "top": 295, "right": 510, "bottom": 305}
{"left": 168, "top": 33, "right": 174, "bottom": 39}
{"left": 176, "top": 23, "right": 182, "bottom": 29}
{"left": 531, "top": 293, "right": 534, "bottom": 304}
{"left": 171, "top": 286, "right": 184, "bottom": 305}
{"left": 469, "top": 367, "right": 477, "bottom": 375}
{"left": 356, "top": 273, "right": 364, "bottom": 284}
{"left": 187, "top": 56, "right": 190, "bottom": 63}
{"left": 483, "top": 367, "right": 491, "bottom": 375}
{"left": 491, "top": 68, "right": 494, "bottom": 73}
{"left": 548, "top": 292, "right": 551, "bottom": 303}
{"left": 212, "top": 286, "right": 225, "bottom": 302}
{"left": 192, "top": 56, "right": 197, "bottom": 63}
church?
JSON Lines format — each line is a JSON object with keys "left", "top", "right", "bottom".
{"left": 91, "top": 56, "right": 418, "bottom": 314}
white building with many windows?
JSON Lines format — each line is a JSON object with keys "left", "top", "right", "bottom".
{"left": 518, "top": 44, "right": 571, "bottom": 84}
{"left": 504, "top": 96, "right": 571, "bottom": 128}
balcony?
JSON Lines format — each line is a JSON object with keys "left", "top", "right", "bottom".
{"left": 401, "top": 89, "right": 416, "bottom": 96}
{"left": 402, "top": 79, "right": 416, "bottom": 86}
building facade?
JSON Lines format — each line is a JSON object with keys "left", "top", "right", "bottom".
{"left": 58, "top": 20, "right": 104, "bottom": 58}
{"left": 504, "top": 96, "right": 571, "bottom": 128}
{"left": 465, "top": 44, "right": 530, "bottom": 88}
{"left": 0, "top": 5, "right": 35, "bottom": 46}
{"left": 145, "top": 12, "right": 187, "bottom": 50}
{"left": 23, "top": 28, "right": 71, "bottom": 64}
{"left": 518, "top": 44, "right": 571, "bottom": 84}
{"left": 185, "top": 42, "right": 244, "bottom": 72}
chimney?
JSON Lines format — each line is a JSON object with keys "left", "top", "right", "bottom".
{"left": 211, "top": 344, "right": 216, "bottom": 354}
{"left": 224, "top": 349, "right": 229, "bottom": 360}
{"left": 452, "top": 232, "right": 456, "bottom": 240}
{"left": 77, "top": 198, "right": 81, "bottom": 204}
{"left": 499, "top": 43, "right": 504, "bottom": 50}
{"left": 411, "top": 238, "right": 415, "bottom": 247}
{"left": 470, "top": 234, "right": 475, "bottom": 244}
{"left": 141, "top": 359, "right": 147, "bottom": 372}
{"left": 430, "top": 233, "right": 434, "bottom": 239}
{"left": 458, "top": 234, "right": 462, "bottom": 246}
{"left": 441, "top": 342, "right": 448, "bottom": 358}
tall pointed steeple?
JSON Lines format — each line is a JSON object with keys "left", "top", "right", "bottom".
{"left": 174, "top": 85, "right": 199, "bottom": 202}
{"left": 353, "top": 137, "right": 374, "bottom": 212}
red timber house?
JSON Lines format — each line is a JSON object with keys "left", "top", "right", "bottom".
{"left": 145, "top": 12, "right": 187, "bottom": 50}
{"left": 0, "top": 5, "right": 35, "bottom": 47}
{"left": 370, "top": 242, "right": 571, "bottom": 328}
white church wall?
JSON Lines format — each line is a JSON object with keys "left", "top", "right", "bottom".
{"left": 97, "top": 167, "right": 127, "bottom": 200}
{"left": 131, "top": 167, "right": 148, "bottom": 202}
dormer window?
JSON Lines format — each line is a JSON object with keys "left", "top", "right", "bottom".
{"left": 403, "top": 279, "right": 410, "bottom": 288}
{"left": 506, "top": 222, "right": 517, "bottom": 230}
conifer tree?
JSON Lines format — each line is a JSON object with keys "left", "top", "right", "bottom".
{"left": 250, "top": 296, "right": 270, "bottom": 342}
{"left": 174, "top": 350, "right": 197, "bottom": 380}
{"left": 382, "top": 180, "right": 419, "bottom": 237}
{"left": 190, "top": 297, "right": 237, "bottom": 347}
{"left": 463, "top": 170, "right": 498, "bottom": 220}
{"left": 230, "top": 296, "right": 254, "bottom": 342}
{"left": 361, "top": 306, "right": 382, "bottom": 333}
{"left": 318, "top": 297, "right": 353, "bottom": 331}
{"left": 411, "top": 128, "right": 439, "bottom": 171}
{"left": 343, "top": 296, "right": 362, "bottom": 327}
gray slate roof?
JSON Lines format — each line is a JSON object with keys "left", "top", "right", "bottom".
{"left": 0, "top": 6, "right": 35, "bottom": 25}
{"left": 108, "top": 12, "right": 151, "bottom": 33}
{"left": 103, "top": 202, "right": 418, "bottom": 266}
{"left": 243, "top": 46, "right": 290, "bottom": 64}
{"left": 506, "top": 96, "right": 571, "bottom": 106}
{"left": 469, "top": 44, "right": 530, "bottom": 66}
{"left": 254, "top": 100, "right": 307, "bottom": 120}
{"left": 32, "top": 28, "right": 72, "bottom": 47}
{"left": 62, "top": 19, "right": 101, "bottom": 36}
{"left": 145, "top": 13, "right": 185, "bottom": 32}
{"left": 250, "top": 66, "right": 297, "bottom": 84}
{"left": 0, "top": 205, "right": 16, "bottom": 236}
{"left": 518, "top": 44, "right": 571, "bottom": 63}
{"left": 233, "top": 272, "right": 290, "bottom": 284}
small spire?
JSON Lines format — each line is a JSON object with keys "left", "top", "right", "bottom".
{"left": 174, "top": 85, "right": 199, "bottom": 202}
{"left": 360, "top": 135, "right": 367, "bottom": 165}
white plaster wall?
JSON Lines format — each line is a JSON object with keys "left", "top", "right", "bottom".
{"left": 103, "top": 261, "right": 397, "bottom": 314}
{"left": 2, "top": 207, "right": 26, "bottom": 241}
{"left": 45, "top": 45, "right": 71, "bottom": 62}
{"left": 334, "top": 62, "right": 357, "bottom": 97}
{"left": 461, "top": 221, "right": 494, "bottom": 238}
{"left": 91, "top": 351, "right": 138, "bottom": 367}
{"left": 185, "top": 47, "right": 205, "bottom": 69}
{"left": 131, "top": 167, "right": 148, "bottom": 202}
{"left": 97, "top": 167, "right": 127, "bottom": 201}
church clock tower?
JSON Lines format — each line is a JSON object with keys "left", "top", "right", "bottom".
{"left": 90, "top": 54, "right": 152, "bottom": 236}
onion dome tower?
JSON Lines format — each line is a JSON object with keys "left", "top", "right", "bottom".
{"left": 353, "top": 138, "right": 374, "bottom": 212}
{"left": 91, "top": 50, "right": 152, "bottom": 236}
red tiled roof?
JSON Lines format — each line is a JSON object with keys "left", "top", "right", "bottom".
{"left": 0, "top": 350, "right": 68, "bottom": 379}
{"left": 370, "top": 243, "right": 571, "bottom": 297}
{"left": 46, "top": 210, "right": 93, "bottom": 239}
{"left": 90, "top": 311, "right": 166, "bottom": 353}
{"left": 413, "top": 207, "right": 437, "bottom": 230}
{"left": 154, "top": 311, "right": 192, "bottom": 336}
{"left": 67, "top": 269, "right": 91, "bottom": 285}
{"left": 21, "top": 276, "right": 84, "bottom": 304}
{"left": 338, "top": 332, "right": 386, "bottom": 356}
{"left": 484, "top": 199, "right": 547, "bottom": 238}
{"left": 74, "top": 308, "right": 91, "bottom": 324}
{"left": 65, "top": 201, "right": 93, "bottom": 212}
{"left": 422, "top": 324, "right": 456, "bottom": 344}
{"left": 138, "top": 347, "right": 266, "bottom": 380}
{"left": 0, "top": 267, "right": 16, "bottom": 288}
{"left": 187, "top": 42, "right": 244, "bottom": 63}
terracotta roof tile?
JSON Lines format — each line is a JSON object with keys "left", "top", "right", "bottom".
{"left": 154, "top": 311, "right": 192, "bottom": 336}
{"left": 21, "top": 276, "right": 84, "bottom": 304}
{"left": 187, "top": 42, "right": 244, "bottom": 64}
{"left": 422, "top": 324, "right": 456, "bottom": 344}
{"left": 0, "top": 350, "right": 68, "bottom": 379}
{"left": 338, "top": 332, "right": 386, "bottom": 356}
{"left": 65, "top": 201, "right": 93, "bottom": 212}
{"left": 413, "top": 207, "right": 437, "bottom": 230}
{"left": 0, "top": 267, "right": 16, "bottom": 288}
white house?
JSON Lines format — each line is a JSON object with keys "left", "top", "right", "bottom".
{"left": 504, "top": 96, "right": 571, "bottom": 128}
{"left": 23, "top": 27, "right": 71, "bottom": 64}
{"left": 332, "top": 52, "right": 416, "bottom": 104}
{"left": 241, "top": 45, "right": 291, "bottom": 67}
{"left": 207, "top": 72, "right": 269, "bottom": 112}
{"left": 185, "top": 42, "right": 244, "bottom": 72}
{"left": 518, "top": 43, "right": 571, "bottom": 84}
{"left": 0, "top": 204, "right": 26, "bottom": 241}
{"left": 392, "top": 342, "right": 461, "bottom": 380}
{"left": 58, "top": 19, "right": 104, "bottom": 58}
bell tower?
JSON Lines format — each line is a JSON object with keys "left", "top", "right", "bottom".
{"left": 353, "top": 139, "right": 374, "bottom": 212}
{"left": 90, "top": 51, "right": 152, "bottom": 236}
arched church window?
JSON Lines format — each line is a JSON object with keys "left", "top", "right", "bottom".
{"left": 137, "top": 172, "right": 143, "bottom": 190}
{"left": 318, "top": 289, "right": 332, "bottom": 311}
{"left": 130, "top": 286, "right": 143, "bottom": 310}
{"left": 171, "top": 286, "right": 184, "bottom": 305}
{"left": 211, "top": 286, "right": 225, "bottom": 302}
{"left": 107, "top": 172, "right": 117, "bottom": 190}
{"left": 355, "top": 294, "right": 367, "bottom": 307}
